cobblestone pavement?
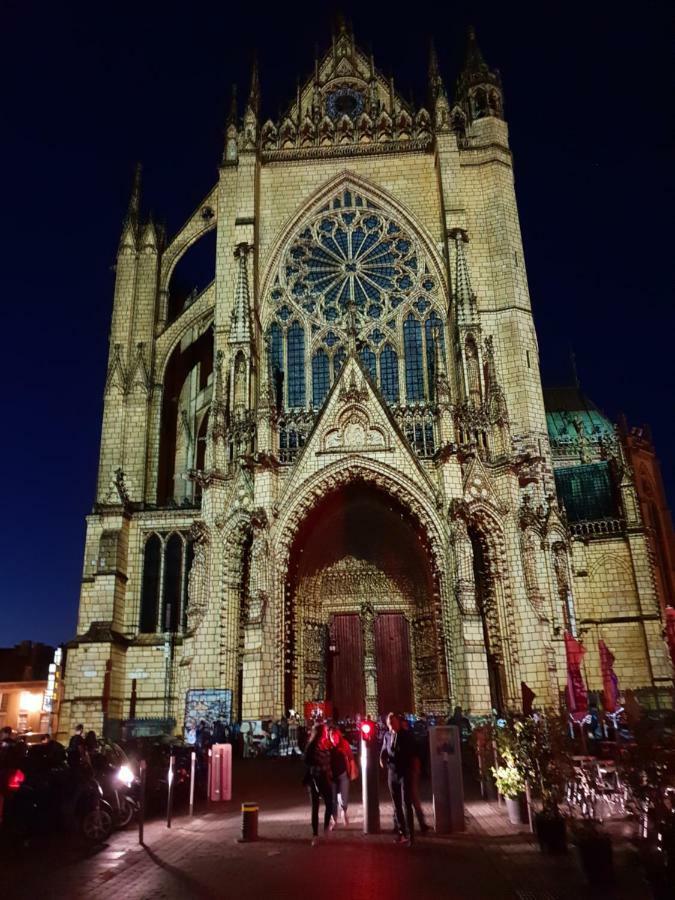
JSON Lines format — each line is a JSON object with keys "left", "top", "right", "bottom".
{"left": 2, "top": 760, "right": 651, "bottom": 900}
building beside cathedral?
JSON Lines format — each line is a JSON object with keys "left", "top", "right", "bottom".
{"left": 60, "top": 24, "right": 673, "bottom": 737}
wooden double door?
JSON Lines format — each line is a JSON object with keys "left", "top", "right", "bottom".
{"left": 327, "top": 612, "right": 413, "bottom": 719}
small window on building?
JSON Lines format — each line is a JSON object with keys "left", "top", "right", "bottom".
{"left": 526, "top": 350, "right": 531, "bottom": 369}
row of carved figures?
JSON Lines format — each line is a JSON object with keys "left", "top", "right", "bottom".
{"left": 260, "top": 107, "right": 433, "bottom": 151}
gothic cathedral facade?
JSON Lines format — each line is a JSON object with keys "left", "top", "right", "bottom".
{"left": 61, "top": 25, "right": 672, "bottom": 736}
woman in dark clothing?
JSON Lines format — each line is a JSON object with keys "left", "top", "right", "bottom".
{"left": 303, "top": 722, "right": 334, "bottom": 845}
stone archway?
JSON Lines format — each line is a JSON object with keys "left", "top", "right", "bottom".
{"left": 284, "top": 481, "right": 447, "bottom": 719}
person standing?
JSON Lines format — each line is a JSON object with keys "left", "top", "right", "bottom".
{"left": 399, "top": 717, "right": 429, "bottom": 833}
{"left": 279, "top": 716, "right": 289, "bottom": 756}
{"left": 67, "top": 723, "right": 86, "bottom": 769}
{"left": 328, "top": 725, "right": 354, "bottom": 826}
{"left": 303, "top": 722, "right": 334, "bottom": 846}
{"left": 380, "top": 712, "right": 415, "bottom": 846}
{"left": 213, "top": 719, "right": 226, "bottom": 744}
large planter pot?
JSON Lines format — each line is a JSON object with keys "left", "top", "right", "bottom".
{"left": 534, "top": 812, "right": 567, "bottom": 854}
{"left": 575, "top": 832, "right": 614, "bottom": 887}
{"left": 505, "top": 794, "right": 528, "bottom": 826}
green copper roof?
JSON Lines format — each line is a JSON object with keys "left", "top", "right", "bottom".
{"left": 543, "top": 385, "right": 614, "bottom": 443}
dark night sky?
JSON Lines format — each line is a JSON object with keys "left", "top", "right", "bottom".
{"left": 1, "top": 1, "right": 673, "bottom": 648}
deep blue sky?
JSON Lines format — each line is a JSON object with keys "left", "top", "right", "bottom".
{"left": 1, "top": 1, "right": 673, "bottom": 648}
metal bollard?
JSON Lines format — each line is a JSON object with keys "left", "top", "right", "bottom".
{"left": 166, "top": 753, "right": 175, "bottom": 829}
{"left": 138, "top": 759, "right": 147, "bottom": 845}
{"left": 189, "top": 750, "right": 196, "bottom": 817}
{"left": 237, "top": 802, "right": 259, "bottom": 842}
{"left": 360, "top": 728, "right": 380, "bottom": 835}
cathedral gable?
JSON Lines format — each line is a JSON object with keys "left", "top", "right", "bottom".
{"left": 275, "top": 352, "right": 437, "bottom": 513}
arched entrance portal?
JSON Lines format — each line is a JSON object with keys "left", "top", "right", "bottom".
{"left": 285, "top": 482, "right": 446, "bottom": 719}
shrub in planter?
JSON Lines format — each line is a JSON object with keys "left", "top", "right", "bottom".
{"left": 513, "top": 713, "right": 571, "bottom": 853}
{"left": 492, "top": 754, "right": 527, "bottom": 825}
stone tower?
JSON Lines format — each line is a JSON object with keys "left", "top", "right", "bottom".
{"left": 61, "top": 24, "right": 672, "bottom": 738}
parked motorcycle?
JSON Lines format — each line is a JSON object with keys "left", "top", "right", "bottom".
{"left": 93, "top": 759, "right": 140, "bottom": 828}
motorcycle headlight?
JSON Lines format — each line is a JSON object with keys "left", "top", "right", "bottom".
{"left": 116, "top": 765, "right": 134, "bottom": 787}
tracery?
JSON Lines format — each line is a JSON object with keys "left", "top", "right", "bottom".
{"left": 264, "top": 189, "right": 448, "bottom": 415}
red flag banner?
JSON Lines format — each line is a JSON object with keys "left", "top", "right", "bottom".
{"left": 666, "top": 607, "right": 675, "bottom": 670}
{"left": 521, "top": 681, "right": 536, "bottom": 716}
{"left": 598, "top": 639, "right": 619, "bottom": 713}
{"left": 564, "top": 631, "right": 588, "bottom": 718}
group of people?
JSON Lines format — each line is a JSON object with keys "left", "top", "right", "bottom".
{"left": 303, "top": 712, "right": 428, "bottom": 847}
{"left": 185, "top": 716, "right": 305, "bottom": 759}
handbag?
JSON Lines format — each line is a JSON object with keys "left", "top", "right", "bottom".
{"left": 348, "top": 756, "right": 359, "bottom": 781}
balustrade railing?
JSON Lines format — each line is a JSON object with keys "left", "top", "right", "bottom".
{"left": 570, "top": 518, "right": 625, "bottom": 538}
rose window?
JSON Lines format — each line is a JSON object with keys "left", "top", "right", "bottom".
{"left": 266, "top": 190, "right": 448, "bottom": 424}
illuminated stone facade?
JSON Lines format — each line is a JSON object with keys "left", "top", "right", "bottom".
{"left": 61, "top": 25, "right": 672, "bottom": 737}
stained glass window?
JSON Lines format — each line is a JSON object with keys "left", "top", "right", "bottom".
{"left": 312, "top": 349, "right": 330, "bottom": 408}
{"left": 287, "top": 322, "right": 305, "bottom": 408}
{"left": 333, "top": 346, "right": 346, "bottom": 377}
{"left": 380, "top": 344, "right": 399, "bottom": 404}
{"left": 139, "top": 534, "right": 161, "bottom": 633}
{"left": 359, "top": 346, "right": 377, "bottom": 382}
{"left": 267, "top": 192, "right": 448, "bottom": 411}
{"left": 162, "top": 533, "right": 183, "bottom": 633}
{"left": 554, "top": 463, "right": 618, "bottom": 523}
{"left": 425, "top": 313, "right": 445, "bottom": 401}
{"left": 404, "top": 315, "right": 424, "bottom": 401}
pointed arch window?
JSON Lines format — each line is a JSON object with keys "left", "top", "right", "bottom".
{"left": 403, "top": 314, "right": 424, "bottom": 402}
{"left": 380, "top": 344, "right": 400, "bottom": 404}
{"left": 333, "top": 346, "right": 346, "bottom": 378}
{"left": 465, "top": 336, "right": 481, "bottom": 404}
{"left": 161, "top": 534, "right": 183, "bottom": 633}
{"left": 267, "top": 192, "right": 449, "bottom": 411}
{"left": 359, "top": 346, "right": 377, "bottom": 382}
{"left": 139, "top": 534, "right": 161, "bottom": 634}
{"left": 287, "top": 322, "right": 306, "bottom": 408}
{"left": 139, "top": 531, "right": 194, "bottom": 634}
{"left": 312, "top": 349, "right": 330, "bottom": 408}
{"left": 425, "top": 313, "right": 445, "bottom": 401}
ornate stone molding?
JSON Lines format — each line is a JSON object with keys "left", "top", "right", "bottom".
{"left": 261, "top": 137, "right": 432, "bottom": 163}
{"left": 186, "top": 520, "right": 210, "bottom": 632}
{"left": 273, "top": 457, "right": 446, "bottom": 576}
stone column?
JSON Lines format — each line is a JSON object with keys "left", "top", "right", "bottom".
{"left": 360, "top": 601, "right": 378, "bottom": 719}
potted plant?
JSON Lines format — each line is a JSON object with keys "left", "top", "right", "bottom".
{"left": 492, "top": 751, "right": 527, "bottom": 825}
{"left": 514, "top": 712, "right": 571, "bottom": 853}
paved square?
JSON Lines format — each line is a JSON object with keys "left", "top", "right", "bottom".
{"left": 2, "top": 760, "right": 650, "bottom": 899}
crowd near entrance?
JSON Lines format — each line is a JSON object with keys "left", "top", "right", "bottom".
{"left": 284, "top": 482, "right": 446, "bottom": 719}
